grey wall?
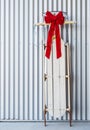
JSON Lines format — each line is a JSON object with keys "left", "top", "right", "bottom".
{"left": 0, "top": 0, "right": 90, "bottom": 121}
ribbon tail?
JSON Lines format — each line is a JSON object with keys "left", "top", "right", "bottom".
{"left": 45, "top": 26, "right": 54, "bottom": 59}
{"left": 55, "top": 25, "right": 62, "bottom": 58}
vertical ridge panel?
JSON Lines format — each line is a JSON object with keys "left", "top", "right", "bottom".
{"left": 18, "top": 0, "right": 20, "bottom": 120}
{"left": 4, "top": 0, "right": 6, "bottom": 119}
{"left": 32, "top": 0, "right": 34, "bottom": 120}
{"left": 10, "top": 0, "right": 14, "bottom": 119}
{"left": 80, "top": 0, "right": 82, "bottom": 120}
{"left": 0, "top": 0, "right": 1, "bottom": 118}
{"left": 34, "top": 0, "right": 38, "bottom": 120}
{"left": 24, "top": 0, "right": 28, "bottom": 120}
{"left": 87, "top": 0, "right": 90, "bottom": 120}
{"left": 8, "top": 0, "right": 10, "bottom": 119}
{"left": 28, "top": 0, "right": 30, "bottom": 120}
{"left": 5, "top": 0, "right": 9, "bottom": 119}
{"left": 13, "top": 0, "right": 15, "bottom": 119}
{"left": 85, "top": 0, "right": 87, "bottom": 120}
{"left": 15, "top": 0, "right": 19, "bottom": 120}
{"left": 39, "top": 0, "right": 43, "bottom": 121}
{"left": 29, "top": 0, "right": 33, "bottom": 120}
{"left": 76, "top": 0, "right": 81, "bottom": 120}
{"left": 0, "top": 0, "right": 4, "bottom": 119}
{"left": 82, "top": 0, "right": 86, "bottom": 120}
{"left": 19, "top": 0, "right": 23, "bottom": 120}
{"left": 23, "top": 0, "right": 25, "bottom": 120}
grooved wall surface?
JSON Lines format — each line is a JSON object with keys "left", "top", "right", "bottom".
{"left": 0, "top": 0, "right": 90, "bottom": 121}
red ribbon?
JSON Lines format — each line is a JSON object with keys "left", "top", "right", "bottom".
{"left": 45, "top": 11, "right": 65, "bottom": 59}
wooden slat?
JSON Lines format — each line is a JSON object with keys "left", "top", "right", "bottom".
{"left": 35, "top": 21, "right": 76, "bottom": 26}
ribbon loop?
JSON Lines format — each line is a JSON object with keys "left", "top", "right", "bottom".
{"left": 45, "top": 11, "right": 65, "bottom": 59}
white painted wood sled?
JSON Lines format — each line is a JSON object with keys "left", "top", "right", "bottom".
{"left": 43, "top": 39, "right": 72, "bottom": 126}
{"left": 35, "top": 19, "right": 76, "bottom": 126}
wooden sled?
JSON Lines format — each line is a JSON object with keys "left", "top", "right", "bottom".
{"left": 43, "top": 39, "right": 72, "bottom": 126}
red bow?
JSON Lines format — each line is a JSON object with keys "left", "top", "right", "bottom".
{"left": 45, "top": 11, "right": 65, "bottom": 59}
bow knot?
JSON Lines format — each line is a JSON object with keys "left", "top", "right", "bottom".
{"left": 45, "top": 11, "right": 65, "bottom": 59}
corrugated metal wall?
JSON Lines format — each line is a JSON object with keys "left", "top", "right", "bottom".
{"left": 0, "top": 0, "right": 90, "bottom": 121}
